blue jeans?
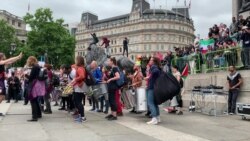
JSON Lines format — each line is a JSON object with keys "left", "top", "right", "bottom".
{"left": 147, "top": 89, "right": 159, "bottom": 118}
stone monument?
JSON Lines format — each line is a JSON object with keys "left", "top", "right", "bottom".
{"left": 233, "top": 0, "right": 250, "bottom": 19}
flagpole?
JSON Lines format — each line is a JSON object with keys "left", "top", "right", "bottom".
{"left": 153, "top": 0, "right": 156, "bottom": 17}
{"left": 165, "top": 0, "right": 168, "bottom": 16}
{"left": 175, "top": 0, "right": 178, "bottom": 19}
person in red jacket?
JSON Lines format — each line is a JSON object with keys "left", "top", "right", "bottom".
{"left": 101, "top": 37, "right": 110, "bottom": 57}
{"left": 70, "top": 56, "right": 87, "bottom": 123}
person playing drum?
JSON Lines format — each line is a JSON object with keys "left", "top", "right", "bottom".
{"left": 128, "top": 65, "right": 143, "bottom": 113}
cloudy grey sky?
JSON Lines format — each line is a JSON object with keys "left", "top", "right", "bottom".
{"left": 0, "top": 0, "right": 232, "bottom": 38}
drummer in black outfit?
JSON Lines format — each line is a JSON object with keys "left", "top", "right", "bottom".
{"left": 104, "top": 57, "right": 120, "bottom": 121}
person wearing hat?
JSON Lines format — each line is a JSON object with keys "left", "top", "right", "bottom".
{"left": 241, "top": 25, "right": 250, "bottom": 69}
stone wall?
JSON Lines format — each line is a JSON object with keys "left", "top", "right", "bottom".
{"left": 182, "top": 70, "right": 250, "bottom": 107}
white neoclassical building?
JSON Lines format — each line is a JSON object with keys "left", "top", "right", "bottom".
{"left": 75, "top": 0, "right": 195, "bottom": 61}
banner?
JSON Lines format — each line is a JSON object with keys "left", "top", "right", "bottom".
{"left": 199, "top": 38, "right": 215, "bottom": 54}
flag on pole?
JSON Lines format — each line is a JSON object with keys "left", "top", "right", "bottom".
{"left": 199, "top": 38, "right": 215, "bottom": 54}
{"left": 181, "top": 63, "right": 189, "bottom": 79}
{"left": 177, "top": 0, "right": 179, "bottom": 2}
{"left": 184, "top": 0, "right": 187, "bottom": 6}
{"left": 189, "top": 0, "right": 191, "bottom": 9}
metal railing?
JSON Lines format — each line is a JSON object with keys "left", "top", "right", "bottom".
{"left": 171, "top": 47, "right": 244, "bottom": 74}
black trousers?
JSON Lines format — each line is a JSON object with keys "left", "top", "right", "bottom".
{"left": 24, "top": 87, "right": 29, "bottom": 104}
{"left": 8, "top": 89, "right": 18, "bottom": 102}
{"left": 73, "top": 92, "right": 85, "bottom": 117}
{"left": 242, "top": 48, "right": 250, "bottom": 68}
{"left": 228, "top": 89, "right": 239, "bottom": 113}
{"left": 123, "top": 46, "right": 128, "bottom": 57}
{"left": 44, "top": 93, "right": 51, "bottom": 112}
{"left": 68, "top": 94, "right": 75, "bottom": 110}
{"left": 108, "top": 89, "right": 117, "bottom": 112}
{"left": 91, "top": 96, "right": 99, "bottom": 110}
{"left": 30, "top": 97, "right": 42, "bottom": 119}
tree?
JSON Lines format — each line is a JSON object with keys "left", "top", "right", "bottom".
{"left": 0, "top": 20, "right": 18, "bottom": 58}
{"left": 24, "top": 8, "right": 75, "bottom": 68}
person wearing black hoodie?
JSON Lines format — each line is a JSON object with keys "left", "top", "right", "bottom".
{"left": 241, "top": 25, "right": 250, "bottom": 69}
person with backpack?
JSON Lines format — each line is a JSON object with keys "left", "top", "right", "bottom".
{"left": 171, "top": 65, "right": 184, "bottom": 115}
{"left": 70, "top": 56, "right": 87, "bottom": 123}
{"left": 104, "top": 57, "right": 120, "bottom": 121}
{"left": 26, "top": 56, "right": 46, "bottom": 122}
{"left": 90, "top": 61, "right": 103, "bottom": 112}
{"left": 146, "top": 57, "right": 161, "bottom": 125}
{"left": 0, "top": 52, "right": 22, "bottom": 116}
{"left": 43, "top": 64, "right": 53, "bottom": 114}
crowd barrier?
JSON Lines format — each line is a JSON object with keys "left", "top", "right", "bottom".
{"left": 171, "top": 47, "right": 244, "bottom": 74}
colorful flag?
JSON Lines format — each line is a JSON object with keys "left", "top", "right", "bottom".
{"left": 199, "top": 38, "right": 215, "bottom": 54}
{"left": 181, "top": 63, "right": 189, "bottom": 79}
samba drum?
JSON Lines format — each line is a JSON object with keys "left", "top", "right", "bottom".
{"left": 92, "top": 83, "right": 108, "bottom": 100}
{"left": 62, "top": 85, "right": 73, "bottom": 97}
{"left": 135, "top": 87, "right": 147, "bottom": 112}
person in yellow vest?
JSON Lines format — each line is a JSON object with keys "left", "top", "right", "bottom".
{"left": 135, "top": 55, "right": 142, "bottom": 66}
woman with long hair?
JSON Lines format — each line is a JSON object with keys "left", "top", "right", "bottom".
{"left": 105, "top": 57, "right": 120, "bottom": 121}
{"left": 146, "top": 57, "right": 161, "bottom": 125}
{"left": 0, "top": 52, "right": 22, "bottom": 115}
{"left": 26, "top": 56, "right": 46, "bottom": 122}
{"left": 70, "top": 56, "right": 87, "bottom": 123}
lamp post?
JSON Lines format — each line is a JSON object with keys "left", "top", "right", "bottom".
{"left": 9, "top": 43, "right": 16, "bottom": 56}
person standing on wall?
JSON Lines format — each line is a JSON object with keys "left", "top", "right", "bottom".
{"left": 123, "top": 37, "right": 129, "bottom": 57}
{"left": 227, "top": 66, "right": 243, "bottom": 115}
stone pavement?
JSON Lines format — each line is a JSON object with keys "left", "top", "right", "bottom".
{"left": 0, "top": 101, "right": 250, "bottom": 141}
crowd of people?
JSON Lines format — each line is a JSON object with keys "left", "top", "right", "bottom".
{"left": 0, "top": 15, "right": 249, "bottom": 125}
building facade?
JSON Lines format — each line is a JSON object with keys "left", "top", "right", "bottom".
{"left": 0, "top": 10, "right": 27, "bottom": 42}
{"left": 75, "top": 0, "right": 195, "bottom": 61}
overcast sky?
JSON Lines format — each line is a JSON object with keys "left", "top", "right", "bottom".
{"left": 0, "top": 0, "right": 232, "bottom": 38}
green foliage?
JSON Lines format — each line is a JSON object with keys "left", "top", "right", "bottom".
{"left": 24, "top": 8, "right": 75, "bottom": 68}
{"left": 0, "top": 20, "right": 18, "bottom": 58}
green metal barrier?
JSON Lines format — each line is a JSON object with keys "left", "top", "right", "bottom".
{"left": 171, "top": 47, "right": 244, "bottom": 74}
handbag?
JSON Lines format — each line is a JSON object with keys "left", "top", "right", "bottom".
{"left": 62, "top": 85, "right": 73, "bottom": 96}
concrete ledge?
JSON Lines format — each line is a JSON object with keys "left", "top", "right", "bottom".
{"left": 0, "top": 101, "right": 12, "bottom": 118}
{"left": 183, "top": 70, "right": 250, "bottom": 108}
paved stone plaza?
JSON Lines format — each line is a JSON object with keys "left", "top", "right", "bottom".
{"left": 0, "top": 102, "right": 250, "bottom": 141}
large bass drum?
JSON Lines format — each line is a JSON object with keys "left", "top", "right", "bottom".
{"left": 136, "top": 87, "right": 147, "bottom": 112}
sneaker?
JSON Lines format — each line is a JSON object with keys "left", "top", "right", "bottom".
{"left": 108, "top": 116, "right": 117, "bottom": 121}
{"left": 176, "top": 111, "right": 183, "bottom": 115}
{"left": 44, "top": 111, "right": 52, "bottom": 114}
{"left": 58, "top": 107, "right": 65, "bottom": 110}
{"left": 105, "top": 114, "right": 113, "bottom": 119}
{"left": 103, "top": 111, "right": 108, "bottom": 114}
{"left": 117, "top": 112, "right": 123, "bottom": 117}
{"left": 147, "top": 118, "right": 158, "bottom": 125}
{"left": 157, "top": 116, "right": 161, "bottom": 123}
{"left": 97, "top": 110, "right": 103, "bottom": 113}
{"left": 229, "top": 113, "right": 234, "bottom": 115}
{"left": 89, "top": 109, "right": 95, "bottom": 111}
{"left": 75, "top": 116, "right": 87, "bottom": 123}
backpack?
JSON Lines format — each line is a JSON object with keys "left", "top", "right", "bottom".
{"left": 85, "top": 69, "right": 96, "bottom": 86}
{"left": 37, "top": 68, "right": 48, "bottom": 81}
{"left": 52, "top": 73, "right": 60, "bottom": 87}
{"left": 116, "top": 68, "right": 125, "bottom": 88}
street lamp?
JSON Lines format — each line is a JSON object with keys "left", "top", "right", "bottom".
{"left": 9, "top": 43, "right": 16, "bottom": 56}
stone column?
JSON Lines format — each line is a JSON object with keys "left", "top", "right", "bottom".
{"left": 232, "top": 0, "right": 240, "bottom": 19}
